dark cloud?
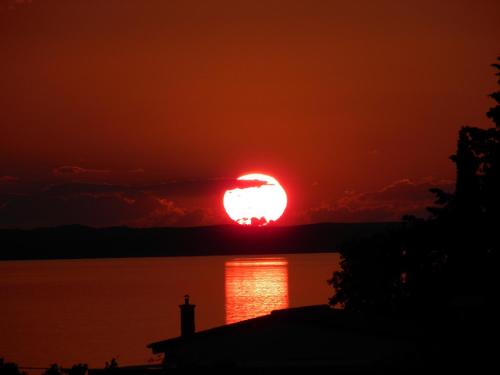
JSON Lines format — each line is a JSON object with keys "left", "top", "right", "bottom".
{"left": 144, "top": 178, "right": 269, "bottom": 196}
{"left": 0, "top": 176, "right": 268, "bottom": 228}
{"left": 307, "top": 178, "right": 454, "bottom": 223}
{"left": 134, "top": 178, "right": 270, "bottom": 197}
{"left": 52, "top": 165, "right": 109, "bottom": 177}
{"left": 0, "top": 190, "right": 218, "bottom": 228}
{"left": 43, "top": 178, "right": 269, "bottom": 197}
{"left": 130, "top": 199, "right": 215, "bottom": 227}
{"left": 44, "top": 182, "right": 126, "bottom": 196}
{"left": 3, "top": 172, "right": 453, "bottom": 227}
{"left": 128, "top": 168, "right": 145, "bottom": 173}
{"left": 0, "top": 191, "right": 154, "bottom": 228}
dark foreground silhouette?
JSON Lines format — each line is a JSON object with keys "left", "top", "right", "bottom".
{"left": 149, "top": 304, "right": 425, "bottom": 370}
{"left": 328, "top": 58, "right": 500, "bottom": 370}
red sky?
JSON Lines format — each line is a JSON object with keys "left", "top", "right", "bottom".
{"left": 0, "top": 0, "right": 499, "bottom": 228}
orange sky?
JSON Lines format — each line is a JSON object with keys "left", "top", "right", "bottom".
{"left": 1, "top": 0, "right": 499, "bottom": 227}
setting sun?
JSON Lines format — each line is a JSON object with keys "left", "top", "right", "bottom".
{"left": 223, "top": 174, "right": 287, "bottom": 226}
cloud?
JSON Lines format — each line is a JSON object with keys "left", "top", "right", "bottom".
{"left": 43, "top": 178, "right": 269, "bottom": 197}
{"left": 134, "top": 178, "right": 269, "bottom": 197}
{"left": 307, "top": 178, "right": 455, "bottom": 223}
{"left": 0, "top": 192, "right": 152, "bottom": 228}
{"left": 44, "top": 182, "right": 125, "bottom": 195}
{"left": 52, "top": 165, "right": 110, "bottom": 177}
{"left": 128, "top": 168, "right": 145, "bottom": 173}
{"left": 0, "top": 174, "right": 455, "bottom": 228}
{"left": 0, "top": 190, "right": 217, "bottom": 228}
{"left": 0, "top": 176, "right": 261, "bottom": 228}
{"left": 50, "top": 164, "right": 268, "bottom": 193}
{"left": 130, "top": 198, "right": 215, "bottom": 227}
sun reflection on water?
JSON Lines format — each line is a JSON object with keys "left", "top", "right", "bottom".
{"left": 225, "top": 257, "right": 289, "bottom": 324}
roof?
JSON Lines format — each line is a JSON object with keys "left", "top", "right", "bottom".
{"left": 147, "top": 305, "right": 423, "bottom": 368}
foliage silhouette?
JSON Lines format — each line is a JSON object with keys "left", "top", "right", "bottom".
{"left": 330, "top": 58, "right": 500, "bottom": 316}
{"left": 104, "top": 358, "right": 118, "bottom": 373}
{"left": 0, "top": 359, "right": 25, "bottom": 375}
{"left": 67, "top": 364, "right": 88, "bottom": 375}
{"left": 328, "top": 59, "right": 500, "bottom": 370}
{"left": 42, "top": 364, "right": 63, "bottom": 375}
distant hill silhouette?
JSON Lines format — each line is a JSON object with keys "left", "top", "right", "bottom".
{"left": 0, "top": 222, "right": 401, "bottom": 261}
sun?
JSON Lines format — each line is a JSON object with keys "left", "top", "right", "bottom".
{"left": 223, "top": 173, "right": 287, "bottom": 226}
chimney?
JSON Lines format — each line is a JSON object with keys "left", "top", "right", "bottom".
{"left": 179, "top": 294, "right": 195, "bottom": 338}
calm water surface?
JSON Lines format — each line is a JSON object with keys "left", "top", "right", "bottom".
{"left": 0, "top": 253, "right": 340, "bottom": 368}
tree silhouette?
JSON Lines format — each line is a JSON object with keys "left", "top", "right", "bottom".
{"left": 104, "top": 358, "right": 118, "bottom": 373}
{"left": 0, "top": 359, "right": 26, "bottom": 375}
{"left": 42, "top": 364, "right": 63, "bottom": 375}
{"left": 431, "top": 59, "right": 500, "bottom": 222}
{"left": 330, "top": 58, "right": 500, "bottom": 316}
{"left": 68, "top": 364, "right": 88, "bottom": 375}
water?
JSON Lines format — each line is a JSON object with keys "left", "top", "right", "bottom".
{"left": 0, "top": 253, "right": 340, "bottom": 368}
